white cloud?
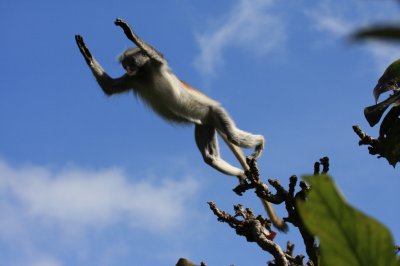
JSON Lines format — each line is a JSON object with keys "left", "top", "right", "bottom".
{"left": 0, "top": 160, "right": 203, "bottom": 266}
{"left": 305, "top": 0, "right": 400, "bottom": 69}
{"left": 307, "top": 11, "right": 350, "bottom": 37}
{"left": 28, "top": 257, "right": 62, "bottom": 266}
{"left": 0, "top": 160, "right": 199, "bottom": 232}
{"left": 362, "top": 41, "right": 400, "bottom": 71}
{"left": 193, "top": 0, "right": 285, "bottom": 77}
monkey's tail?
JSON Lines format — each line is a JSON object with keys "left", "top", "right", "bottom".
{"left": 261, "top": 199, "right": 288, "bottom": 232}
{"left": 218, "top": 130, "right": 288, "bottom": 232}
{"left": 219, "top": 131, "right": 249, "bottom": 171}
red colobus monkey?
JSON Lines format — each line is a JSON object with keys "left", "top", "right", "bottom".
{"left": 75, "top": 19, "right": 286, "bottom": 231}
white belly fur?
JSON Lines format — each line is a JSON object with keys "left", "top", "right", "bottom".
{"left": 136, "top": 66, "right": 218, "bottom": 124}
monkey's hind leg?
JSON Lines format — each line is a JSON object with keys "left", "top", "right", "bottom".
{"left": 195, "top": 124, "right": 245, "bottom": 179}
{"left": 211, "top": 106, "right": 265, "bottom": 159}
{"left": 218, "top": 130, "right": 249, "bottom": 172}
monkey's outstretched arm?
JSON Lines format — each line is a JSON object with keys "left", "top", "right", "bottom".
{"left": 218, "top": 132, "right": 288, "bottom": 232}
{"left": 114, "top": 18, "right": 165, "bottom": 65}
{"left": 75, "top": 35, "right": 131, "bottom": 95}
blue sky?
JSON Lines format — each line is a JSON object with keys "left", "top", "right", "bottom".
{"left": 1, "top": 0, "right": 400, "bottom": 265}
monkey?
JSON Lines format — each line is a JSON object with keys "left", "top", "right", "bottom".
{"left": 75, "top": 18, "right": 287, "bottom": 231}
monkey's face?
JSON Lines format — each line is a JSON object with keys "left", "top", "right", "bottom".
{"left": 119, "top": 48, "right": 149, "bottom": 76}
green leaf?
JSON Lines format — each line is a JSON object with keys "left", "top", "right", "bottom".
{"left": 297, "top": 175, "right": 398, "bottom": 266}
{"left": 175, "top": 258, "right": 198, "bottom": 266}
{"left": 377, "top": 107, "right": 400, "bottom": 167}
{"left": 352, "top": 26, "right": 400, "bottom": 41}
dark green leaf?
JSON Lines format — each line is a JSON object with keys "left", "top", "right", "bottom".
{"left": 175, "top": 258, "right": 198, "bottom": 266}
{"left": 297, "top": 175, "right": 397, "bottom": 266}
{"left": 378, "top": 106, "right": 400, "bottom": 166}
{"left": 353, "top": 26, "right": 400, "bottom": 41}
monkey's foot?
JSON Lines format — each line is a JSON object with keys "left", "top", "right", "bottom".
{"left": 249, "top": 146, "right": 263, "bottom": 160}
{"left": 236, "top": 173, "right": 247, "bottom": 185}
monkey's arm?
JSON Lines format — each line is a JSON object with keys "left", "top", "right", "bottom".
{"left": 75, "top": 35, "right": 132, "bottom": 95}
{"left": 114, "top": 18, "right": 165, "bottom": 65}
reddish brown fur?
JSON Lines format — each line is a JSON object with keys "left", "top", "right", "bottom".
{"left": 180, "top": 80, "right": 206, "bottom": 96}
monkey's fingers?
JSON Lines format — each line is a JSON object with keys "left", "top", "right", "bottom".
{"left": 114, "top": 18, "right": 137, "bottom": 43}
{"left": 75, "top": 35, "right": 93, "bottom": 65}
{"left": 114, "top": 18, "right": 129, "bottom": 29}
{"left": 75, "top": 35, "right": 93, "bottom": 63}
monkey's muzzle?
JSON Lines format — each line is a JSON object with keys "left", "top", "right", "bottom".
{"left": 125, "top": 66, "right": 138, "bottom": 76}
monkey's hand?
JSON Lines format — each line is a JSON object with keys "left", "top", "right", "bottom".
{"left": 114, "top": 18, "right": 164, "bottom": 64}
{"left": 114, "top": 18, "right": 141, "bottom": 48}
{"left": 75, "top": 35, "right": 94, "bottom": 66}
{"left": 114, "top": 18, "right": 133, "bottom": 38}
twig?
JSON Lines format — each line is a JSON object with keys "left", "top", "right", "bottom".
{"left": 353, "top": 125, "right": 377, "bottom": 146}
{"left": 208, "top": 202, "right": 288, "bottom": 266}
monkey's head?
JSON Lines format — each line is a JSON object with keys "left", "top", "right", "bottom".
{"left": 119, "top": 48, "right": 150, "bottom": 76}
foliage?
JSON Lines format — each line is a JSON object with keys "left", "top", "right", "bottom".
{"left": 353, "top": 26, "right": 400, "bottom": 42}
{"left": 298, "top": 175, "right": 399, "bottom": 266}
{"left": 354, "top": 107, "right": 400, "bottom": 167}
{"left": 352, "top": 13, "right": 400, "bottom": 166}
{"left": 177, "top": 162, "right": 399, "bottom": 266}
